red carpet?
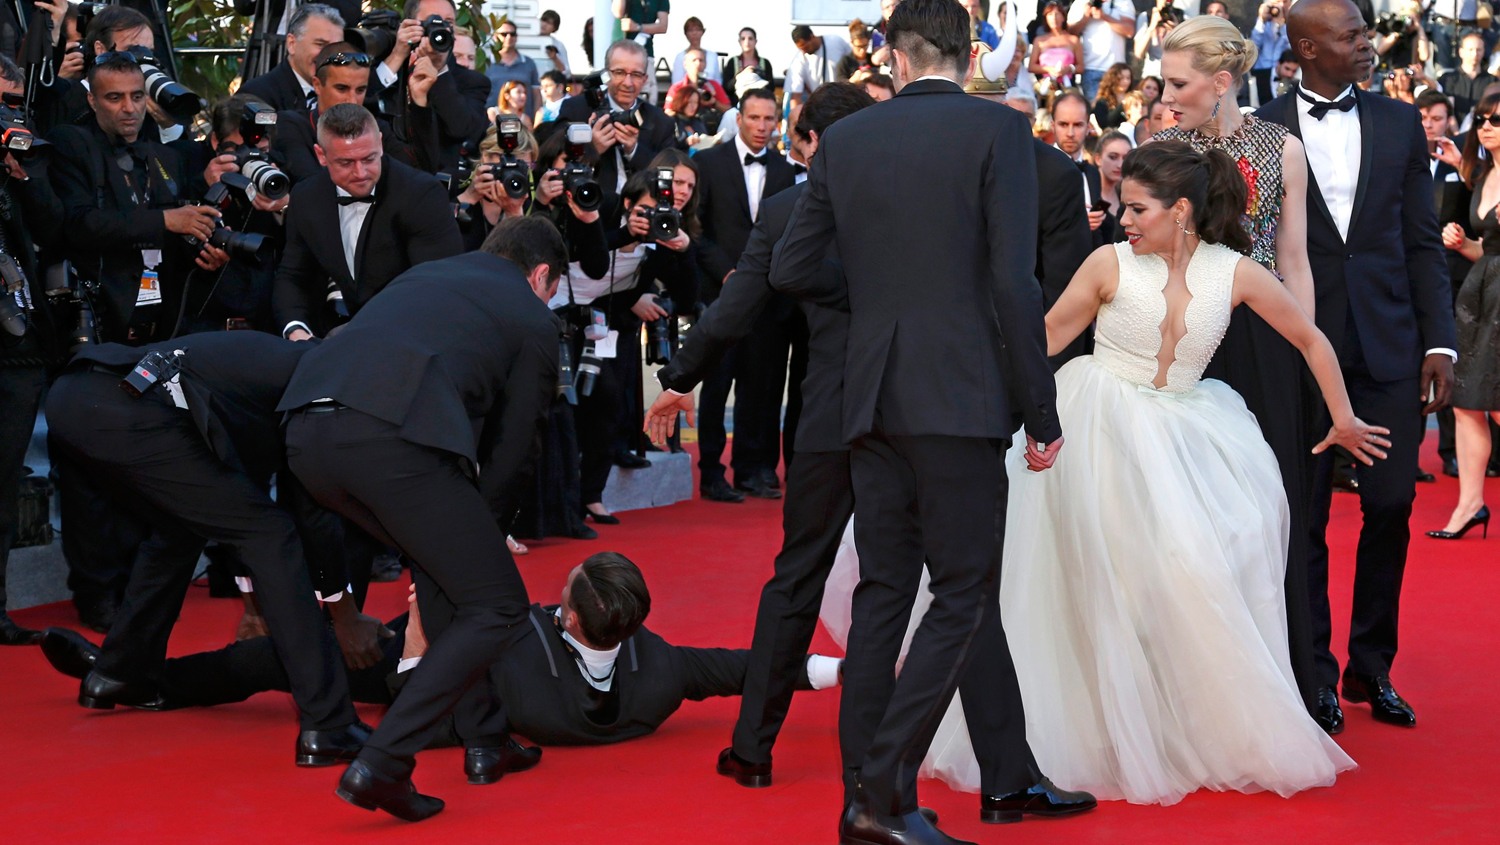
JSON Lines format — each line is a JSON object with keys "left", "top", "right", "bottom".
{"left": 3, "top": 436, "right": 1496, "bottom": 844}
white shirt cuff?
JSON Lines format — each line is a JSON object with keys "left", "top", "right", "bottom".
{"left": 315, "top": 584, "right": 352, "bottom": 603}
{"left": 806, "top": 654, "right": 842, "bottom": 690}
{"left": 282, "top": 321, "right": 312, "bottom": 339}
{"left": 234, "top": 576, "right": 253, "bottom": 594}
{"left": 665, "top": 388, "right": 688, "bottom": 397}
{"left": 397, "top": 656, "right": 422, "bottom": 674}
{"left": 376, "top": 62, "right": 399, "bottom": 90}
{"left": 1426, "top": 347, "right": 1458, "bottom": 362}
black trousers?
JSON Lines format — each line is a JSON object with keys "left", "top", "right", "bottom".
{"left": 730, "top": 306, "right": 796, "bottom": 481}
{"left": 842, "top": 429, "right": 1023, "bottom": 816}
{"left": 696, "top": 348, "right": 742, "bottom": 485}
{"left": 45, "top": 371, "right": 354, "bottom": 730}
{"left": 569, "top": 312, "right": 638, "bottom": 505}
{"left": 286, "top": 408, "right": 531, "bottom": 778}
{"left": 1308, "top": 366, "right": 1424, "bottom": 686}
{"left": 0, "top": 364, "right": 46, "bottom": 613}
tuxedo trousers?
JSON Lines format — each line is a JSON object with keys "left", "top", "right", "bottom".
{"left": 286, "top": 408, "right": 531, "bottom": 777}
{"left": 1308, "top": 364, "right": 1424, "bottom": 686}
{"left": 0, "top": 364, "right": 45, "bottom": 613}
{"left": 842, "top": 429, "right": 1021, "bottom": 815}
{"left": 45, "top": 371, "right": 354, "bottom": 731}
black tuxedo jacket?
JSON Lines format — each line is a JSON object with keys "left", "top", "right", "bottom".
{"left": 555, "top": 95, "right": 676, "bottom": 206}
{"left": 1256, "top": 89, "right": 1455, "bottom": 381}
{"left": 660, "top": 181, "right": 848, "bottom": 454}
{"left": 279, "top": 252, "right": 559, "bottom": 520}
{"left": 70, "top": 332, "right": 310, "bottom": 484}
{"left": 271, "top": 155, "right": 463, "bottom": 335}
{"left": 770, "top": 78, "right": 1058, "bottom": 444}
{"left": 270, "top": 108, "right": 437, "bottom": 182}
{"left": 47, "top": 119, "right": 193, "bottom": 340}
{"left": 1432, "top": 158, "right": 1474, "bottom": 291}
{"left": 693, "top": 139, "right": 798, "bottom": 299}
{"left": 1035, "top": 141, "right": 1095, "bottom": 366}
{"left": 241, "top": 61, "right": 312, "bottom": 114}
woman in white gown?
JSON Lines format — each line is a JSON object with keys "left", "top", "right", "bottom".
{"left": 823, "top": 141, "right": 1380, "bottom": 807}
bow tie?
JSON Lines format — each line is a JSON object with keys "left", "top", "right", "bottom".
{"left": 337, "top": 194, "right": 375, "bottom": 206}
{"left": 1299, "top": 89, "right": 1357, "bottom": 121}
{"left": 743, "top": 151, "right": 767, "bottom": 167}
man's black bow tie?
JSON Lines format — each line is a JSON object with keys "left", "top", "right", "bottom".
{"left": 337, "top": 194, "right": 375, "bottom": 206}
{"left": 1299, "top": 89, "right": 1357, "bottom": 120}
{"left": 743, "top": 152, "right": 767, "bottom": 166}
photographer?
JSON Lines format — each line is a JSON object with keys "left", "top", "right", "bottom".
{"left": 272, "top": 104, "right": 461, "bottom": 341}
{"left": 667, "top": 48, "right": 730, "bottom": 115}
{"left": 456, "top": 121, "right": 542, "bottom": 251}
{"left": 556, "top": 40, "right": 675, "bottom": 211}
{"left": 1067, "top": 0, "right": 1136, "bottom": 103}
{"left": 273, "top": 43, "right": 439, "bottom": 182}
{"left": 0, "top": 55, "right": 66, "bottom": 646}
{"left": 1438, "top": 32, "right": 1495, "bottom": 127}
{"left": 550, "top": 169, "right": 692, "bottom": 526}
{"left": 1375, "top": 0, "right": 1432, "bottom": 73}
{"left": 530, "top": 125, "right": 609, "bottom": 276}
{"left": 29, "top": 5, "right": 160, "bottom": 138}
{"left": 240, "top": 4, "right": 346, "bottom": 115}
{"left": 1251, "top": 2, "right": 1292, "bottom": 107}
{"left": 1132, "top": 0, "right": 1178, "bottom": 81}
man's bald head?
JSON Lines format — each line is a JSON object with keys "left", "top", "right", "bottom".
{"left": 1285, "top": 0, "right": 1373, "bottom": 92}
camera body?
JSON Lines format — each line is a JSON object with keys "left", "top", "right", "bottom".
{"left": 1160, "top": 4, "right": 1185, "bottom": 24}
{"left": 421, "top": 15, "right": 455, "bottom": 53}
{"left": 645, "top": 294, "right": 675, "bottom": 366}
{"left": 345, "top": 11, "right": 401, "bottom": 62}
{"left": 489, "top": 116, "right": 532, "bottom": 200}
{"left": 584, "top": 71, "right": 643, "bottom": 127}
{"left": 124, "top": 46, "right": 203, "bottom": 125}
{"left": 184, "top": 183, "right": 274, "bottom": 265}
{"left": 643, "top": 166, "right": 681, "bottom": 242}
{"left": 121, "top": 349, "right": 182, "bottom": 398}
{"left": 561, "top": 124, "right": 603, "bottom": 212}
{"left": 0, "top": 97, "right": 35, "bottom": 156}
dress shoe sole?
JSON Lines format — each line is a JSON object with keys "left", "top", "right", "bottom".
{"left": 981, "top": 804, "right": 1096, "bottom": 824}
{"left": 715, "top": 761, "right": 772, "bottom": 787}
{"left": 298, "top": 753, "right": 357, "bottom": 768}
{"left": 336, "top": 786, "right": 378, "bottom": 812}
{"left": 78, "top": 693, "right": 116, "bottom": 710}
{"left": 466, "top": 772, "right": 503, "bottom": 785}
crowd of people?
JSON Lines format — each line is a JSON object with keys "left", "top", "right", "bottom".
{"left": 0, "top": 0, "right": 1493, "bottom": 841}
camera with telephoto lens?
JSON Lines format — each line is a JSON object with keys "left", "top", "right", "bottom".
{"left": 420, "top": 14, "right": 454, "bottom": 52}
{"left": 1374, "top": 12, "right": 1413, "bottom": 35}
{"left": 217, "top": 145, "right": 290, "bottom": 201}
{"left": 561, "top": 124, "right": 603, "bottom": 212}
{"left": 345, "top": 10, "right": 401, "bottom": 62}
{"left": 0, "top": 250, "right": 29, "bottom": 337}
{"left": 643, "top": 166, "right": 681, "bottom": 242}
{"left": 182, "top": 183, "right": 274, "bottom": 264}
{"left": 41, "top": 262, "right": 97, "bottom": 351}
{"left": 645, "top": 293, "right": 675, "bottom": 366}
{"left": 575, "top": 343, "right": 602, "bottom": 397}
{"left": 0, "top": 96, "right": 35, "bottom": 158}
{"left": 123, "top": 46, "right": 203, "bottom": 125}
{"left": 487, "top": 116, "right": 532, "bottom": 200}
{"left": 238, "top": 100, "right": 278, "bottom": 148}
{"left": 121, "top": 349, "right": 181, "bottom": 398}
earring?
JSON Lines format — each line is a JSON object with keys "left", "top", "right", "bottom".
{"left": 1210, "top": 97, "right": 1221, "bottom": 120}
{"left": 1176, "top": 217, "right": 1198, "bottom": 236}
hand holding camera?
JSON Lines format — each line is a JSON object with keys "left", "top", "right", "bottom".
{"left": 631, "top": 292, "right": 669, "bottom": 321}
{"left": 60, "top": 43, "right": 86, "bottom": 81}
{"left": 164, "top": 205, "right": 221, "bottom": 241}
{"left": 588, "top": 112, "right": 620, "bottom": 155}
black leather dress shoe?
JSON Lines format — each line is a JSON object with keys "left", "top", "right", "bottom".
{"left": 41, "top": 627, "right": 99, "bottom": 678}
{"left": 1315, "top": 686, "right": 1345, "bottom": 735}
{"left": 757, "top": 469, "right": 782, "bottom": 490}
{"left": 980, "top": 778, "right": 1097, "bottom": 824}
{"left": 78, "top": 669, "right": 170, "bottom": 710}
{"left": 1416, "top": 469, "right": 1436, "bottom": 483}
{"left": 612, "top": 451, "right": 651, "bottom": 470}
{"left": 734, "top": 476, "right": 782, "bottom": 499}
{"left": 336, "top": 760, "right": 444, "bottom": 822}
{"left": 1443, "top": 457, "right": 1460, "bottom": 478}
{"left": 297, "top": 721, "right": 373, "bottom": 767}
{"left": 73, "top": 593, "right": 118, "bottom": 635}
{"left": 716, "top": 747, "right": 772, "bottom": 788}
{"left": 1332, "top": 471, "right": 1359, "bottom": 493}
{"left": 1342, "top": 672, "right": 1416, "bottom": 727}
{"left": 0, "top": 613, "right": 42, "bottom": 646}
{"left": 840, "top": 799, "right": 975, "bottom": 845}
{"left": 465, "top": 739, "right": 542, "bottom": 785}
{"left": 700, "top": 478, "right": 745, "bottom": 503}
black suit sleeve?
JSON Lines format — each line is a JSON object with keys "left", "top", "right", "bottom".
{"left": 694, "top": 156, "right": 738, "bottom": 286}
{"left": 668, "top": 645, "right": 751, "bottom": 701}
{"left": 1037, "top": 157, "right": 1093, "bottom": 310}
{"left": 270, "top": 199, "right": 322, "bottom": 334}
{"left": 403, "top": 177, "right": 467, "bottom": 265}
{"left": 1400, "top": 110, "right": 1459, "bottom": 352}
{"left": 424, "top": 70, "right": 490, "bottom": 152}
{"left": 768, "top": 147, "right": 848, "bottom": 309}
{"left": 566, "top": 212, "right": 610, "bottom": 280}
{"left": 476, "top": 326, "right": 558, "bottom": 522}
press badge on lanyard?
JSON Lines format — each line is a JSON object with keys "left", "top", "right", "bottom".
{"left": 137, "top": 250, "right": 163, "bottom": 306}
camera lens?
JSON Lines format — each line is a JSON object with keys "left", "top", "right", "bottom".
{"left": 240, "top": 158, "right": 290, "bottom": 200}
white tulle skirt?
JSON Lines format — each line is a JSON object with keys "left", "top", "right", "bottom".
{"left": 819, "top": 356, "right": 1356, "bottom": 806}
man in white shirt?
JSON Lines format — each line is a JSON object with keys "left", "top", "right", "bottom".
{"left": 785, "top": 25, "right": 854, "bottom": 107}
{"left": 1067, "top": 0, "right": 1136, "bottom": 102}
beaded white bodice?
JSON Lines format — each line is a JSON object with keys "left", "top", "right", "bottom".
{"left": 1093, "top": 241, "right": 1240, "bottom": 394}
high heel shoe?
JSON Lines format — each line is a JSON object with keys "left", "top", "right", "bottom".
{"left": 583, "top": 506, "right": 620, "bottom": 525}
{"left": 1427, "top": 505, "right": 1490, "bottom": 540}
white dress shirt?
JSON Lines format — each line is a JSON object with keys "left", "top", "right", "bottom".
{"left": 785, "top": 35, "right": 854, "bottom": 98}
{"left": 556, "top": 609, "right": 622, "bottom": 691}
{"left": 1295, "top": 85, "right": 1360, "bottom": 242}
{"left": 734, "top": 133, "right": 769, "bottom": 222}
{"left": 335, "top": 186, "right": 374, "bottom": 281}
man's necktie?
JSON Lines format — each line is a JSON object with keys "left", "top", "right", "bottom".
{"left": 305, "top": 90, "right": 318, "bottom": 111}
{"left": 337, "top": 195, "right": 375, "bottom": 206}
{"left": 1298, "top": 89, "right": 1357, "bottom": 121}
{"left": 743, "top": 152, "right": 767, "bottom": 166}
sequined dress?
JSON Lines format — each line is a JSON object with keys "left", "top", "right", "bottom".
{"left": 1155, "top": 115, "right": 1320, "bottom": 711}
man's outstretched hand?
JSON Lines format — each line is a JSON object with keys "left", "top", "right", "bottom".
{"left": 645, "top": 390, "right": 695, "bottom": 446}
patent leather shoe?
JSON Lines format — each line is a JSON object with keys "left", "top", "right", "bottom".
{"left": 41, "top": 627, "right": 99, "bottom": 678}
{"left": 700, "top": 477, "right": 745, "bottom": 503}
{"left": 336, "top": 760, "right": 444, "bottom": 822}
{"left": 78, "top": 669, "right": 170, "bottom": 710}
{"left": 840, "top": 798, "right": 975, "bottom": 845}
{"left": 465, "top": 739, "right": 542, "bottom": 784}
{"left": 980, "top": 778, "right": 1097, "bottom": 824}
{"left": 297, "top": 721, "right": 373, "bottom": 767}
{"left": 1342, "top": 672, "right": 1416, "bottom": 727}
{"left": 582, "top": 506, "right": 620, "bottom": 525}
{"left": 716, "top": 747, "right": 772, "bottom": 788}
{"left": 1426, "top": 505, "right": 1490, "bottom": 540}
{"left": 1314, "top": 686, "right": 1344, "bottom": 735}
{"left": 0, "top": 612, "right": 42, "bottom": 646}
{"left": 734, "top": 476, "right": 782, "bottom": 500}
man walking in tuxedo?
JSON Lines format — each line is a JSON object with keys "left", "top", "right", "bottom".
{"left": 693, "top": 87, "right": 799, "bottom": 502}
{"left": 1259, "top": 0, "right": 1457, "bottom": 735}
{"left": 272, "top": 103, "right": 461, "bottom": 340}
{"left": 768, "top": 3, "right": 1062, "bottom": 843}
{"left": 281, "top": 216, "right": 564, "bottom": 821}
{"left": 239, "top": 4, "right": 346, "bottom": 114}
{"left": 649, "top": 81, "right": 1094, "bottom": 828}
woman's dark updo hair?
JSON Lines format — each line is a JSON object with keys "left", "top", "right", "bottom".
{"left": 1120, "top": 140, "right": 1251, "bottom": 255}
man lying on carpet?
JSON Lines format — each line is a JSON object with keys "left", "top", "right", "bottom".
{"left": 40, "top": 551, "right": 841, "bottom": 769}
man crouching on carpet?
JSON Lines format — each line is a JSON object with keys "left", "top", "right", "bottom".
{"left": 39, "top": 551, "right": 841, "bottom": 754}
